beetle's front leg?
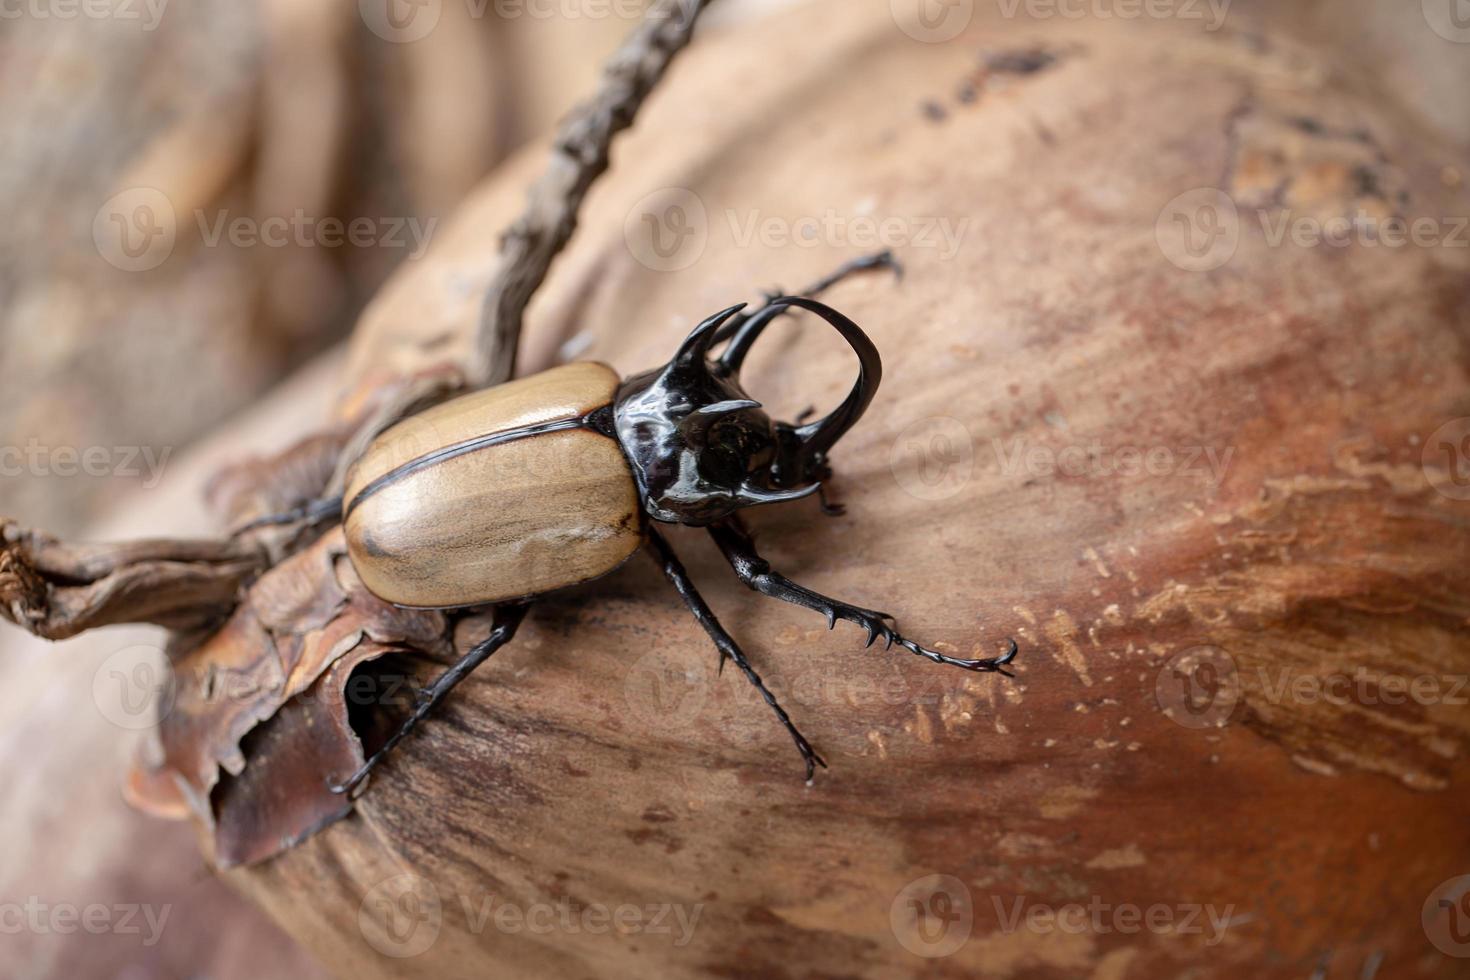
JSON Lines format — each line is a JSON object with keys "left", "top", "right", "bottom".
{"left": 327, "top": 602, "right": 529, "bottom": 796}
{"left": 708, "top": 518, "right": 1017, "bottom": 673}
{"left": 644, "top": 525, "right": 827, "bottom": 782}
{"left": 709, "top": 250, "right": 903, "bottom": 350}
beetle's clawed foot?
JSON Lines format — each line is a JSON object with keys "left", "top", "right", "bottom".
{"left": 858, "top": 248, "right": 904, "bottom": 282}
{"left": 816, "top": 485, "right": 846, "bottom": 517}
{"left": 794, "top": 735, "right": 829, "bottom": 784}
{"left": 325, "top": 772, "right": 364, "bottom": 797}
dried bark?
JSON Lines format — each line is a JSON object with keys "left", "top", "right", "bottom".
{"left": 4, "top": 1, "right": 1469, "bottom": 979}
{"left": 0, "top": 520, "right": 262, "bottom": 640}
{"left": 219, "top": 4, "right": 1465, "bottom": 978}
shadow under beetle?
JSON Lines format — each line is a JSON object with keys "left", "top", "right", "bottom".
{"left": 246, "top": 252, "right": 1017, "bottom": 792}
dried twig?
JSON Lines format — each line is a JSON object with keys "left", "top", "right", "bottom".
{"left": 473, "top": 0, "right": 718, "bottom": 386}
{"left": 0, "top": 521, "right": 262, "bottom": 640}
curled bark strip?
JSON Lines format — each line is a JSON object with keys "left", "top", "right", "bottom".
{"left": 0, "top": 520, "right": 263, "bottom": 640}
{"left": 472, "top": 0, "right": 719, "bottom": 386}
{"left": 127, "top": 529, "right": 450, "bottom": 866}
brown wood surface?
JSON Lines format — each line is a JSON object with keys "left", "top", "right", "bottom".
{"left": 205, "top": 2, "right": 1470, "bottom": 977}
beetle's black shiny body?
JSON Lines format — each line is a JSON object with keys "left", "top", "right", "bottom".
{"left": 613, "top": 296, "right": 879, "bottom": 526}
{"left": 258, "top": 251, "right": 1018, "bottom": 793}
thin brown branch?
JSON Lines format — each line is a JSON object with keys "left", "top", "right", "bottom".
{"left": 0, "top": 520, "right": 264, "bottom": 640}
{"left": 472, "top": 0, "right": 719, "bottom": 386}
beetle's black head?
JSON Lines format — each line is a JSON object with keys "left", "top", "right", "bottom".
{"left": 613, "top": 296, "right": 883, "bottom": 526}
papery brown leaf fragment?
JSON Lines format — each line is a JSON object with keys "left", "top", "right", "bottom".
{"left": 208, "top": 641, "right": 402, "bottom": 870}
{"left": 139, "top": 529, "right": 449, "bottom": 855}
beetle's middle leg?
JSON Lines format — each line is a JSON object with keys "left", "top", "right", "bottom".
{"left": 644, "top": 525, "right": 827, "bottom": 781}
{"left": 328, "top": 602, "right": 529, "bottom": 796}
{"left": 708, "top": 517, "right": 1018, "bottom": 673}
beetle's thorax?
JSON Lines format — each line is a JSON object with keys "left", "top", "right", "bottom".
{"left": 614, "top": 361, "right": 806, "bottom": 526}
{"left": 613, "top": 298, "right": 882, "bottom": 526}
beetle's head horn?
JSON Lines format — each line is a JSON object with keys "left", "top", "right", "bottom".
{"left": 713, "top": 296, "right": 884, "bottom": 484}
{"left": 612, "top": 298, "right": 882, "bottom": 526}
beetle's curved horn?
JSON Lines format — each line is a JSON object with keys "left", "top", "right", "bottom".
{"left": 669, "top": 304, "right": 747, "bottom": 373}
{"left": 734, "top": 482, "right": 821, "bottom": 507}
{"left": 715, "top": 305, "right": 786, "bottom": 375}
{"left": 682, "top": 399, "right": 762, "bottom": 442}
{"left": 769, "top": 297, "right": 884, "bottom": 463}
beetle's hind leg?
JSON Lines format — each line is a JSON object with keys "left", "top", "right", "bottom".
{"left": 709, "top": 518, "right": 1018, "bottom": 673}
{"left": 645, "top": 526, "right": 826, "bottom": 782}
{"left": 327, "top": 602, "right": 529, "bottom": 796}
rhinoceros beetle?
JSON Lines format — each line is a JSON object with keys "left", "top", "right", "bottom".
{"left": 246, "top": 252, "right": 1017, "bottom": 792}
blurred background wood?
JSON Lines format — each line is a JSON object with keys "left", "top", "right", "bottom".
{"left": 1, "top": 0, "right": 1467, "bottom": 978}
{"left": 0, "top": 0, "right": 712, "bottom": 536}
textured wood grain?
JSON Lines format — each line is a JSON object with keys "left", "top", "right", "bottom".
{"left": 223, "top": 2, "right": 1469, "bottom": 977}
{"left": 344, "top": 363, "right": 642, "bottom": 607}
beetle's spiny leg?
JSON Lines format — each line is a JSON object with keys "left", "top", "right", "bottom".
{"left": 644, "top": 526, "right": 826, "bottom": 782}
{"left": 708, "top": 519, "right": 1018, "bottom": 675}
{"left": 326, "top": 603, "right": 529, "bottom": 796}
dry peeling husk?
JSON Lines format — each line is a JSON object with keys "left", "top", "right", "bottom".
{"left": 124, "top": 2, "right": 1469, "bottom": 977}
